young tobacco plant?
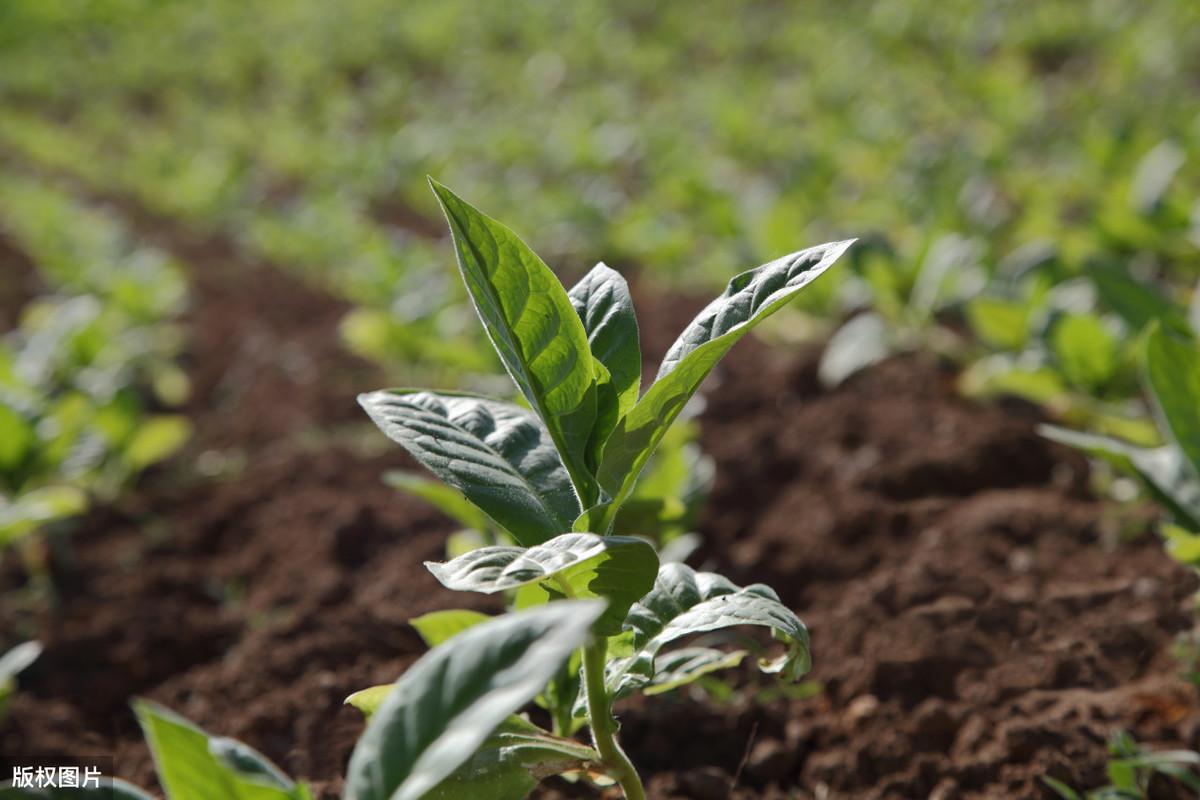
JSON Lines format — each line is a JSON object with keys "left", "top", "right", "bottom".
{"left": 345, "top": 180, "right": 853, "bottom": 799}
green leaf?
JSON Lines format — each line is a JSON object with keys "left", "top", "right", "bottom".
{"left": 1050, "top": 313, "right": 1118, "bottom": 393}
{"left": 345, "top": 685, "right": 393, "bottom": 718}
{"left": 383, "top": 471, "right": 493, "bottom": 534}
{"left": 959, "top": 355, "right": 1068, "bottom": 405}
{"left": 0, "top": 486, "right": 89, "bottom": 545}
{"left": 1090, "top": 262, "right": 1191, "bottom": 336}
{"left": 0, "top": 778, "right": 155, "bottom": 799}
{"left": 359, "top": 391, "right": 578, "bottom": 546}
{"left": 123, "top": 415, "right": 191, "bottom": 470}
{"left": 135, "top": 700, "right": 306, "bottom": 800}
{"left": 641, "top": 647, "right": 747, "bottom": 696}
{"left": 208, "top": 739, "right": 296, "bottom": 793}
{"left": 606, "top": 563, "right": 811, "bottom": 702}
{"left": 567, "top": 263, "right": 641, "bottom": 465}
{"left": 594, "top": 241, "right": 852, "bottom": 525}
{"left": 429, "top": 180, "right": 597, "bottom": 505}
{"left": 1039, "top": 776, "right": 1082, "bottom": 800}
{"left": 1040, "top": 425, "right": 1200, "bottom": 530}
{"left": 0, "top": 640, "right": 40, "bottom": 720}
{"left": 0, "top": 641, "right": 41, "bottom": 683}
{"left": 421, "top": 747, "right": 535, "bottom": 800}
{"left": 966, "top": 296, "right": 1031, "bottom": 352}
{"left": 1164, "top": 524, "right": 1200, "bottom": 568}
{"left": 0, "top": 403, "right": 32, "bottom": 472}
{"left": 343, "top": 600, "right": 605, "bottom": 800}
{"left": 587, "top": 359, "right": 620, "bottom": 475}
{"left": 1145, "top": 325, "right": 1200, "bottom": 478}
{"left": 424, "top": 716, "right": 603, "bottom": 799}
{"left": 410, "top": 609, "right": 492, "bottom": 648}
{"left": 817, "top": 312, "right": 892, "bottom": 388}
{"left": 425, "top": 532, "right": 658, "bottom": 635}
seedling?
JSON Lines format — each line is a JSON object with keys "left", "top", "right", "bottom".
{"left": 346, "top": 180, "right": 851, "bottom": 798}
{"left": 1043, "top": 324, "right": 1200, "bottom": 560}
{"left": 0, "top": 178, "right": 192, "bottom": 554}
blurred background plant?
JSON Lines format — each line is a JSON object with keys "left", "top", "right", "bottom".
{"left": 0, "top": 175, "right": 191, "bottom": 561}
{"left": 1, "top": 0, "right": 1197, "bottom": 371}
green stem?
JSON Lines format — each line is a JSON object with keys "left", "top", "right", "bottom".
{"left": 582, "top": 637, "right": 645, "bottom": 800}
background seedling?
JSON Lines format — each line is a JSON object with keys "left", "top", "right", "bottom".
{"left": 1043, "top": 730, "right": 1200, "bottom": 799}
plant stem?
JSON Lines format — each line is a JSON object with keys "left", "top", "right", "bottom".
{"left": 582, "top": 637, "right": 645, "bottom": 800}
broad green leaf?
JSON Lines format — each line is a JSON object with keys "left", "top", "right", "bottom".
{"left": 1145, "top": 325, "right": 1200, "bottom": 477}
{"left": 135, "top": 701, "right": 306, "bottom": 800}
{"left": 383, "top": 470, "right": 493, "bottom": 534}
{"left": 1050, "top": 313, "right": 1118, "bottom": 393}
{"left": 425, "top": 532, "right": 658, "bottom": 635}
{"left": 123, "top": 415, "right": 191, "bottom": 470}
{"left": 595, "top": 241, "right": 852, "bottom": 524}
{"left": 641, "top": 647, "right": 747, "bottom": 696}
{"left": 409, "top": 609, "right": 491, "bottom": 648}
{"left": 422, "top": 747, "right": 534, "bottom": 800}
{"left": 586, "top": 358, "right": 619, "bottom": 477}
{"left": 606, "top": 563, "right": 811, "bottom": 702}
{"left": 359, "top": 391, "right": 578, "bottom": 546}
{"left": 0, "top": 779, "right": 155, "bottom": 799}
{"left": 429, "top": 180, "right": 597, "bottom": 505}
{"left": 343, "top": 600, "right": 605, "bottom": 800}
{"left": 567, "top": 263, "right": 641, "bottom": 464}
{"left": 1040, "top": 425, "right": 1200, "bottom": 530}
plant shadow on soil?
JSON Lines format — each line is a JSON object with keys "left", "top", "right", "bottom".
{"left": 1, "top": 221, "right": 1198, "bottom": 799}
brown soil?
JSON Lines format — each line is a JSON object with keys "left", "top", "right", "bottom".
{"left": 1, "top": 207, "right": 1198, "bottom": 799}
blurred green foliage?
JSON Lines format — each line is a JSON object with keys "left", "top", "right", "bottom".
{"left": 0, "top": 0, "right": 1198, "bottom": 375}
{"left": 0, "top": 176, "right": 191, "bottom": 546}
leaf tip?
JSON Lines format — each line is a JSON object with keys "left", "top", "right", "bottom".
{"left": 423, "top": 560, "right": 447, "bottom": 583}
{"left": 829, "top": 237, "right": 858, "bottom": 259}
{"left": 426, "top": 176, "right": 456, "bottom": 206}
